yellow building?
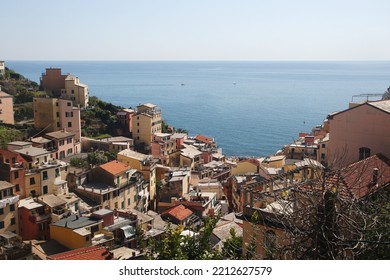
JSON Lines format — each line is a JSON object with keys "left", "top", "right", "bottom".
{"left": 50, "top": 214, "right": 113, "bottom": 250}
{"left": 75, "top": 160, "right": 146, "bottom": 211}
{"left": 0, "top": 181, "right": 19, "bottom": 234}
{"left": 0, "top": 89, "right": 15, "bottom": 125}
{"left": 231, "top": 159, "right": 259, "bottom": 175}
{"left": 61, "top": 75, "right": 89, "bottom": 109}
{"left": 132, "top": 103, "right": 162, "bottom": 151}
{"left": 33, "top": 97, "right": 81, "bottom": 142}
{"left": 15, "top": 145, "right": 69, "bottom": 197}
{"left": 117, "top": 149, "right": 157, "bottom": 210}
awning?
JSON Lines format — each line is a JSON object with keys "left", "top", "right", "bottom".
{"left": 121, "top": 225, "right": 135, "bottom": 239}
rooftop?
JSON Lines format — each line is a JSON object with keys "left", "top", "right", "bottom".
{"left": 45, "top": 130, "right": 75, "bottom": 139}
{"left": 180, "top": 146, "right": 202, "bottom": 159}
{"left": 30, "top": 137, "right": 51, "bottom": 144}
{"left": 48, "top": 246, "right": 113, "bottom": 260}
{"left": 99, "top": 160, "right": 131, "bottom": 176}
{"left": 15, "top": 146, "right": 50, "bottom": 157}
{"left": 161, "top": 204, "right": 193, "bottom": 222}
{"left": 118, "top": 149, "right": 149, "bottom": 162}
{"left": 195, "top": 134, "right": 214, "bottom": 144}
{"left": 18, "top": 197, "right": 44, "bottom": 210}
{"left": 368, "top": 99, "right": 390, "bottom": 114}
{"left": 0, "top": 91, "right": 12, "bottom": 98}
{"left": 93, "top": 208, "right": 113, "bottom": 216}
{"left": 0, "top": 180, "right": 13, "bottom": 191}
{"left": 52, "top": 214, "right": 101, "bottom": 229}
{"left": 37, "top": 194, "right": 66, "bottom": 208}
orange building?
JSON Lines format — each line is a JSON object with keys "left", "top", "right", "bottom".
{"left": 0, "top": 88, "right": 15, "bottom": 125}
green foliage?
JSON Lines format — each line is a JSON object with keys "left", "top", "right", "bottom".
{"left": 14, "top": 103, "right": 34, "bottom": 122}
{"left": 87, "top": 151, "right": 108, "bottom": 167}
{"left": 147, "top": 217, "right": 224, "bottom": 260}
{"left": 222, "top": 228, "right": 243, "bottom": 260}
{"left": 70, "top": 157, "right": 89, "bottom": 169}
{"left": 81, "top": 96, "right": 124, "bottom": 138}
{"left": 0, "top": 126, "right": 22, "bottom": 148}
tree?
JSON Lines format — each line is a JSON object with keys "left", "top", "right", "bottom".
{"left": 87, "top": 151, "right": 108, "bottom": 167}
{"left": 221, "top": 228, "right": 243, "bottom": 259}
{"left": 242, "top": 155, "right": 390, "bottom": 260}
{"left": 147, "top": 217, "right": 222, "bottom": 260}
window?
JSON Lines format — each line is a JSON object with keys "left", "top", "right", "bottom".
{"left": 11, "top": 218, "right": 15, "bottom": 225}
{"left": 30, "top": 177, "right": 36, "bottom": 185}
{"left": 321, "top": 153, "right": 325, "bottom": 160}
{"left": 56, "top": 102, "right": 59, "bottom": 106}
{"left": 55, "top": 168, "right": 60, "bottom": 177}
{"left": 86, "top": 236, "right": 90, "bottom": 241}
{"left": 59, "top": 140, "right": 65, "bottom": 146}
{"left": 67, "top": 138, "right": 72, "bottom": 144}
{"left": 0, "top": 208, "right": 3, "bottom": 215}
{"left": 68, "top": 122, "right": 72, "bottom": 128}
{"left": 359, "top": 147, "right": 371, "bottom": 160}
{"left": 42, "top": 171, "right": 48, "bottom": 180}
{"left": 14, "top": 171, "right": 19, "bottom": 179}
{"left": 137, "top": 122, "right": 139, "bottom": 126}
{"left": 15, "top": 184, "right": 20, "bottom": 192}
{"left": 43, "top": 185, "right": 48, "bottom": 194}
{"left": 128, "top": 198, "right": 130, "bottom": 206}
{"left": 67, "top": 148, "right": 73, "bottom": 155}
{"left": 10, "top": 204, "right": 15, "bottom": 211}
{"left": 11, "top": 157, "right": 16, "bottom": 164}
{"left": 0, "top": 221, "right": 4, "bottom": 229}
{"left": 57, "top": 122, "right": 60, "bottom": 128}
{"left": 121, "top": 201, "right": 125, "bottom": 209}
{"left": 322, "top": 143, "right": 326, "bottom": 148}
{"left": 57, "top": 112, "right": 60, "bottom": 117}
{"left": 71, "top": 90, "right": 74, "bottom": 94}
{"left": 67, "top": 102, "right": 71, "bottom": 106}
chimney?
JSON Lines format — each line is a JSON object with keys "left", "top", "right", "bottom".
{"left": 372, "top": 168, "right": 379, "bottom": 187}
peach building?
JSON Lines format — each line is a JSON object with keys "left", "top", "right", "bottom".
{"left": 0, "top": 88, "right": 15, "bottom": 125}
{"left": 327, "top": 100, "right": 390, "bottom": 168}
{"left": 33, "top": 97, "right": 81, "bottom": 142}
{"left": 44, "top": 130, "right": 80, "bottom": 159}
{"left": 40, "top": 68, "right": 89, "bottom": 108}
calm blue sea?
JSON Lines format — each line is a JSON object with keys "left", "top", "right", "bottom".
{"left": 6, "top": 61, "right": 390, "bottom": 157}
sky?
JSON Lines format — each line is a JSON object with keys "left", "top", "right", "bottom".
{"left": 2, "top": 0, "right": 390, "bottom": 61}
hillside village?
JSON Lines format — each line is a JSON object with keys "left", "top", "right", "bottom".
{"left": 0, "top": 61, "right": 389, "bottom": 260}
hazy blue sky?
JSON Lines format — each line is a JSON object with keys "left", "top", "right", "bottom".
{"left": 2, "top": 0, "right": 390, "bottom": 60}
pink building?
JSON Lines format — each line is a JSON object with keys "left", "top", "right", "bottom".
{"left": 327, "top": 100, "right": 390, "bottom": 168}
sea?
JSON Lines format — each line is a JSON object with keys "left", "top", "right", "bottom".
{"left": 6, "top": 61, "right": 390, "bottom": 157}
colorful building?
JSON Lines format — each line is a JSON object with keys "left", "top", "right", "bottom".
{"left": 0, "top": 88, "right": 15, "bottom": 125}
{"left": 131, "top": 103, "right": 162, "bottom": 151}
{"left": 33, "top": 97, "right": 81, "bottom": 142}
{"left": 0, "top": 181, "right": 19, "bottom": 235}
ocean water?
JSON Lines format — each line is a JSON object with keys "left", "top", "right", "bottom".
{"left": 6, "top": 61, "right": 390, "bottom": 157}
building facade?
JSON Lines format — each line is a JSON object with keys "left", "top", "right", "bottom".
{"left": 327, "top": 100, "right": 390, "bottom": 168}
{"left": 0, "top": 181, "right": 19, "bottom": 235}
{"left": 33, "top": 97, "right": 81, "bottom": 142}
{"left": 132, "top": 104, "right": 162, "bottom": 151}
{"left": 0, "top": 89, "right": 15, "bottom": 125}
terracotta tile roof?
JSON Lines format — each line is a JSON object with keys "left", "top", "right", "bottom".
{"left": 99, "top": 160, "right": 130, "bottom": 176}
{"left": 195, "top": 135, "right": 214, "bottom": 144}
{"left": 296, "top": 154, "right": 390, "bottom": 200}
{"left": 48, "top": 246, "right": 113, "bottom": 260}
{"left": 161, "top": 204, "right": 193, "bottom": 222}
{"left": 340, "top": 153, "right": 390, "bottom": 199}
